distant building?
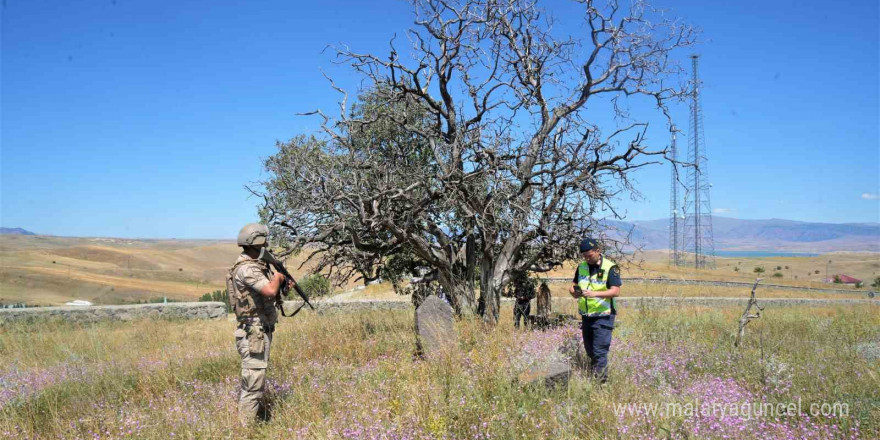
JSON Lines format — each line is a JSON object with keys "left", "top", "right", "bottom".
{"left": 825, "top": 274, "right": 862, "bottom": 285}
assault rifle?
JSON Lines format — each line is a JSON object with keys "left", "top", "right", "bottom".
{"left": 258, "top": 248, "right": 316, "bottom": 317}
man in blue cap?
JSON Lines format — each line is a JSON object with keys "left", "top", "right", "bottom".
{"left": 569, "top": 237, "right": 621, "bottom": 382}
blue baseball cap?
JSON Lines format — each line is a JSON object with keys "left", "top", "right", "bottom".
{"left": 579, "top": 238, "right": 598, "bottom": 253}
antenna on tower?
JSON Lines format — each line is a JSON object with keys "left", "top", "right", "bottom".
{"left": 682, "top": 54, "right": 717, "bottom": 269}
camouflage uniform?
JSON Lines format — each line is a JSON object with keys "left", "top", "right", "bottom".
{"left": 229, "top": 253, "right": 278, "bottom": 424}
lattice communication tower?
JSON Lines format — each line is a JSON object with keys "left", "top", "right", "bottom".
{"left": 681, "top": 55, "right": 716, "bottom": 269}
{"left": 668, "top": 124, "right": 683, "bottom": 267}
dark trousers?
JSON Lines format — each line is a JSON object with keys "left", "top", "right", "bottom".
{"left": 582, "top": 314, "right": 615, "bottom": 382}
{"left": 514, "top": 301, "right": 531, "bottom": 328}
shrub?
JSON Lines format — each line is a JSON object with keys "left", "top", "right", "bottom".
{"left": 298, "top": 274, "right": 332, "bottom": 298}
{"left": 854, "top": 282, "right": 863, "bottom": 289}
{"left": 814, "top": 270, "right": 820, "bottom": 274}
{"left": 733, "top": 266, "right": 740, "bottom": 272}
{"left": 833, "top": 275, "right": 842, "bottom": 284}
{"left": 772, "top": 272, "right": 784, "bottom": 278}
{"left": 753, "top": 266, "right": 765, "bottom": 273}
{"left": 872, "top": 276, "right": 880, "bottom": 289}
{"left": 198, "top": 289, "right": 230, "bottom": 312}
{"left": 775, "top": 266, "right": 782, "bottom": 271}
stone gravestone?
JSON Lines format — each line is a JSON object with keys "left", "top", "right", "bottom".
{"left": 531, "top": 282, "right": 553, "bottom": 328}
{"left": 415, "top": 295, "right": 456, "bottom": 358}
{"left": 558, "top": 335, "right": 589, "bottom": 370}
{"left": 536, "top": 282, "right": 552, "bottom": 318}
{"left": 518, "top": 359, "right": 571, "bottom": 389}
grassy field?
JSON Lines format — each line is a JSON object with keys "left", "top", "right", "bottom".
{"left": 542, "top": 282, "right": 870, "bottom": 300}
{"left": 348, "top": 282, "right": 871, "bottom": 302}
{"left": 1, "top": 302, "right": 877, "bottom": 439}
{"left": 1, "top": 235, "right": 876, "bottom": 306}
{"left": 622, "top": 250, "right": 879, "bottom": 289}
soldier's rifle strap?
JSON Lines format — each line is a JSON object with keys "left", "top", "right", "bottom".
{"left": 276, "top": 297, "right": 307, "bottom": 317}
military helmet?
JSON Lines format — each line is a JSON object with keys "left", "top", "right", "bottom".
{"left": 237, "top": 223, "right": 269, "bottom": 247}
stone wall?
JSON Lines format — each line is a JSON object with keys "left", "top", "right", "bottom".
{"left": 514, "top": 296, "right": 878, "bottom": 312}
{"left": 285, "top": 299, "right": 412, "bottom": 314}
{"left": 288, "top": 296, "right": 878, "bottom": 315}
{"left": 605, "top": 296, "right": 878, "bottom": 308}
{"left": 0, "top": 302, "right": 227, "bottom": 324}
{"left": 2, "top": 296, "right": 875, "bottom": 324}
{"left": 545, "top": 277, "right": 875, "bottom": 297}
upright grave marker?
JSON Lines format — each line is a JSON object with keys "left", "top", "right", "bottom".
{"left": 415, "top": 296, "right": 455, "bottom": 357}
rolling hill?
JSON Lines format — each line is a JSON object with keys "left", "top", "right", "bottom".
{"left": 615, "top": 217, "right": 879, "bottom": 252}
{"left": 1, "top": 217, "right": 877, "bottom": 306}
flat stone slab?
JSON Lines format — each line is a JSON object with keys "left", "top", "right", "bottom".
{"left": 518, "top": 359, "right": 571, "bottom": 389}
{"left": 415, "top": 296, "right": 456, "bottom": 357}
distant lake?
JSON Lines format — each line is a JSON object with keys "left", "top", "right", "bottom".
{"left": 715, "top": 251, "right": 821, "bottom": 258}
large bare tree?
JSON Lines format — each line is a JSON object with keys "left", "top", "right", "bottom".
{"left": 257, "top": 0, "right": 698, "bottom": 323}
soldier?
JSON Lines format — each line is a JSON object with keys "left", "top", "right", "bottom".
{"left": 510, "top": 269, "right": 535, "bottom": 329}
{"left": 568, "top": 237, "right": 621, "bottom": 383}
{"left": 227, "top": 223, "right": 292, "bottom": 425}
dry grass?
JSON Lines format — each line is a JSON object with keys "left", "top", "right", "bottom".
{"left": 541, "top": 282, "right": 870, "bottom": 300}
{"left": 626, "top": 250, "right": 879, "bottom": 289}
{"left": 0, "top": 302, "right": 877, "bottom": 439}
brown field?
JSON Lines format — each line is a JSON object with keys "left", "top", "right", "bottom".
{"left": 631, "top": 250, "right": 878, "bottom": 286}
{"left": 0, "top": 235, "right": 313, "bottom": 306}
{"left": 538, "top": 250, "right": 879, "bottom": 290}
{"left": 1, "top": 235, "right": 876, "bottom": 306}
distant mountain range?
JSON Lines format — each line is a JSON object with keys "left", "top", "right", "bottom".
{"left": 2, "top": 218, "right": 878, "bottom": 252}
{"left": 0, "top": 227, "right": 36, "bottom": 235}
{"left": 609, "top": 217, "right": 879, "bottom": 252}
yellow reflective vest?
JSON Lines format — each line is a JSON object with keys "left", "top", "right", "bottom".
{"left": 577, "top": 256, "right": 617, "bottom": 316}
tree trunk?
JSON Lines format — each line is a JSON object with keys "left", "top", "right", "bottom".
{"left": 479, "top": 235, "right": 521, "bottom": 325}
{"left": 466, "top": 234, "right": 476, "bottom": 295}
{"left": 437, "top": 269, "right": 475, "bottom": 316}
{"left": 479, "top": 259, "right": 500, "bottom": 325}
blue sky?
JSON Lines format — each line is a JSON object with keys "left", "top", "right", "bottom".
{"left": 2, "top": 0, "right": 878, "bottom": 239}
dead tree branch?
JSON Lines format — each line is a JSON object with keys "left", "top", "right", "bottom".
{"left": 735, "top": 278, "right": 764, "bottom": 348}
